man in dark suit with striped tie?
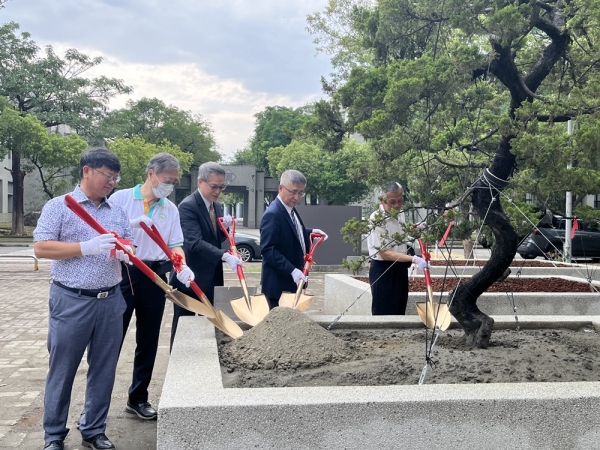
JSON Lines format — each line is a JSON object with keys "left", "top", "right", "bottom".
{"left": 169, "top": 162, "right": 243, "bottom": 348}
{"left": 260, "top": 169, "right": 328, "bottom": 309}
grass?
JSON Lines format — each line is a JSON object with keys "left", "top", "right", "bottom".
{"left": 0, "top": 222, "right": 35, "bottom": 241}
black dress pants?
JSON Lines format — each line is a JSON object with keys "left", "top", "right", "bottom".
{"left": 120, "top": 264, "right": 167, "bottom": 404}
{"left": 369, "top": 259, "right": 410, "bottom": 315}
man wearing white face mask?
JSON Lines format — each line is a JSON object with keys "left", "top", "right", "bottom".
{"left": 108, "top": 152, "right": 193, "bottom": 421}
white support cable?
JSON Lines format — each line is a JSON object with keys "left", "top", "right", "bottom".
{"left": 418, "top": 194, "right": 497, "bottom": 384}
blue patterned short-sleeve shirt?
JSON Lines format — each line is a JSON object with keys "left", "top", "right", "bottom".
{"left": 33, "top": 185, "right": 133, "bottom": 289}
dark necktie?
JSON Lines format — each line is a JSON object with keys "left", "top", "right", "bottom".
{"left": 209, "top": 202, "right": 217, "bottom": 233}
{"left": 291, "top": 210, "right": 306, "bottom": 254}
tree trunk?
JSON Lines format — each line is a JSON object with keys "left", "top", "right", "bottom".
{"left": 449, "top": 136, "right": 519, "bottom": 348}
{"left": 10, "top": 151, "right": 25, "bottom": 235}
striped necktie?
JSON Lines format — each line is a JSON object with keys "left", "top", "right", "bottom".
{"left": 291, "top": 210, "right": 306, "bottom": 254}
{"left": 209, "top": 202, "right": 217, "bottom": 233}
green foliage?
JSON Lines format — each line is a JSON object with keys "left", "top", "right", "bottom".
{"left": 0, "top": 22, "right": 132, "bottom": 133}
{"left": 0, "top": 102, "right": 88, "bottom": 199}
{"left": 307, "top": 0, "right": 600, "bottom": 229}
{"left": 232, "top": 106, "right": 311, "bottom": 175}
{"left": 267, "top": 138, "right": 371, "bottom": 205}
{"left": 107, "top": 137, "right": 193, "bottom": 189}
{"left": 0, "top": 106, "right": 48, "bottom": 161}
{"left": 573, "top": 205, "right": 600, "bottom": 230}
{"left": 96, "top": 97, "right": 219, "bottom": 167}
{"left": 0, "top": 22, "right": 131, "bottom": 233}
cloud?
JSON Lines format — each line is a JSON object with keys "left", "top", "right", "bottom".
{"left": 77, "top": 47, "right": 325, "bottom": 157}
{"left": 3, "top": 0, "right": 333, "bottom": 157}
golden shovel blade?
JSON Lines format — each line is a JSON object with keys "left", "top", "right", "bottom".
{"left": 279, "top": 292, "right": 314, "bottom": 311}
{"left": 231, "top": 294, "right": 270, "bottom": 327}
{"left": 209, "top": 310, "right": 244, "bottom": 339}
{"left": 415, "top": 301, "right": 452, "bottom": 331}
{"left": 167, "top": 289, "right": 216, "bottom": 319}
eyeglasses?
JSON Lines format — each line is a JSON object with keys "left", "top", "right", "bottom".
{"left": 203, "top": 182, "right": 227, "bottom": 191}
{"left": 91, "top": 167, "right": 121, "bottom": 183}
{"left": 281, "top": 185, "right": 306, "bottom": 197}
{"left": 154, "top": 172, "right": 179, "bottom": 185}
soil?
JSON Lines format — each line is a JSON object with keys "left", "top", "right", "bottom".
{"left": 355, "top": 276, "right": 598, "bottom": 292}
{"left": 218, "top": 308, "right": 600, "bottom": 388}
{"left": 428, "top": 260, "right": 571, "bottom": 267}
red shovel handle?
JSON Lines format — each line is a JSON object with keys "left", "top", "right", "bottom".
{"left": 64, "top": 194, "right": 156, "bottom": 281}
{"left": 417, "top": 237, "right": 432, "bottom": 287}
{"left": 138, "top": 221, "right": 209, "bottom": 301}
{"left": 302, "top": 232, "right": 326, "bottom": 276}
{"left": 139, "top": 223, "right": 183, "bottom": 271}
{"left": 217, "top": 216, "right": 246, "bottom": 282}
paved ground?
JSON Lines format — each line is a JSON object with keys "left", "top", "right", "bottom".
{"left": 0, "top": 246, "right": 325, "bottom": 450}
{"left": 0, "top": 233, "right": 502, "bottom": 450}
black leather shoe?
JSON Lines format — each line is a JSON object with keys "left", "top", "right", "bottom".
{"left": 82, "top": 433, "right": 115, "bottom": 449}
{"left": 43, "top": 441, "right": 64, "bottom": 450}
{"left": 125, "top": 401, "right": 157, "bottom": 420}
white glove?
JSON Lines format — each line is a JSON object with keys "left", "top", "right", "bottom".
{"left": 291, "top": 268, "right": 308, "bottom": 285}
{"left": 221, "top": 215, "right": 233, "bottom": 228}
{"left": 129, "top": 215, "right": 153, "bottom": 229}
{"left": 115, "top": 245, "right": 132, "bottom": 264}
{"left": 221, "top": 252, "right": 243, "bottom": 272}
{"left": 412, "top": 255, "right": 431, "bottom": 271}
{"left": 80, "top": 233, "right": 117, "bottom": 256}
{"left": 312, "top": 229, "right": 328, "bottom": 241}
{"left": 176, "top": 264, "right": 195, "bottom": 288}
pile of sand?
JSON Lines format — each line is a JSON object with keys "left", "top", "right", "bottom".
{"left": 221, "top": 307, "right": 349, "bottom": 370}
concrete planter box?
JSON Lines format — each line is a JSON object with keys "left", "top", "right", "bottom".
{"left": 428, "top": 262, "right": 600, "bottom": 281}
{"left": 158, "top": 315, "right": 600, "bottom": 450}
{"left": 323, "top": 274, "right": 600, "bottom": 316}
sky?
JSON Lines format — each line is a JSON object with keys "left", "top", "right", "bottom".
{"left": 2, "top": 0, "right": 333, "bottom": 159}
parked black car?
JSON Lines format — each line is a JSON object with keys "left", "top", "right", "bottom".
{"left": 517, "top": 218, "right": 600, "bottom": 261}
{"left": 222, "top": 233, "right": 261, "bottom": 262}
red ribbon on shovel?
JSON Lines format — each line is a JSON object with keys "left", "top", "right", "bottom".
{"left": 63, "top": 195, "right": 245, "bottom": 337}
{"left": 138, "top": 221, "right": 243, "bottom": 339}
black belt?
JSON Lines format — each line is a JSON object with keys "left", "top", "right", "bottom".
{"left": 53, "top": 281, "right": 118, "bottom": 299}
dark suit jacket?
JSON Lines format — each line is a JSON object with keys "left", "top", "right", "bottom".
{"left": 170, "top": 190, "right": 227, "bottom": 302}
{"left": 260, "top": 197, "right": 312, "bottom": 299}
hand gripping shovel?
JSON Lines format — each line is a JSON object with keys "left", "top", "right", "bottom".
{"left": 138, "top": 222, "right": 243, "bottom": 339}
{"left": 279, "top": 232, "right": 326, "bottom": 311}
{"left": 63, "top": 195, "right": 215, "bottom": 319}
{"left": 217, "top": 217, "right": 269, "bottom": 326}
{"left": 415, "top": 238, "right": 452, "bottom": 331}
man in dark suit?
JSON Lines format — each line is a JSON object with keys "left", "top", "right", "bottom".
{"left": 260, "top": 169, "right": 327, "bottom": 309}
{"left": 169, "top": 162, "right": 243, "bottom": 348}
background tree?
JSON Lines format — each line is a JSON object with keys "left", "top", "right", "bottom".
{"left": 308, "top": 0, "right": 600, "bottom": 346}
{"left": 268, "top": 137, "right": 371, "bottom": 205}
{"left": 0, "top": 22, "right": 132, "bottom": 233}
{"left": 0, "top": 105, "right": 49, "bottom": 233}
{"left": 107, "top": 136, "right": 193, "bottom": 189}
{"left": 231, "top": 105, "right": 312, "bottom": 175}
{"left": 96, "top": 97, "right": 219, "bottom": 167}
{"left": 28, "top": 131, "right": 88, "bottom": 200}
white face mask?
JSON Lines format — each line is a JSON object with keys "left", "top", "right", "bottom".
{"left": 152, "top": 173, "right": 175, "bottom": 198}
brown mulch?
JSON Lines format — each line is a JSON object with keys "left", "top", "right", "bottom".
{"left": 428, "top": 260, "right": 570, "bottom": 267}
{"left": 355, "top": 276, "right": 597, "bottom": 292}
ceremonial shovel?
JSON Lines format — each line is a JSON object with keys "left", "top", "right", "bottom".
{"left": 415, "top": 238, "right": 452, "bottom": 331}
{"left": 63, "top": 195, "right": 215, "bottom": 319}
{"left": 217, "top": 217, "right": 269, "bottom": 326}
{"left": 139, "top": 222, "right": 243, "bottom": 339}
{"left": 279, "top": 232, "right": 326, "bottom": 311}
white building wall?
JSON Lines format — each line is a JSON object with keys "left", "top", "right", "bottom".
{"left": 0, "top": 153, "right": 12, "bottom": 222}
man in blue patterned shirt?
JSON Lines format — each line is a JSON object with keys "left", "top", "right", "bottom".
{"left": 34, "top": 148, "right": 133, "bottom": 450}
